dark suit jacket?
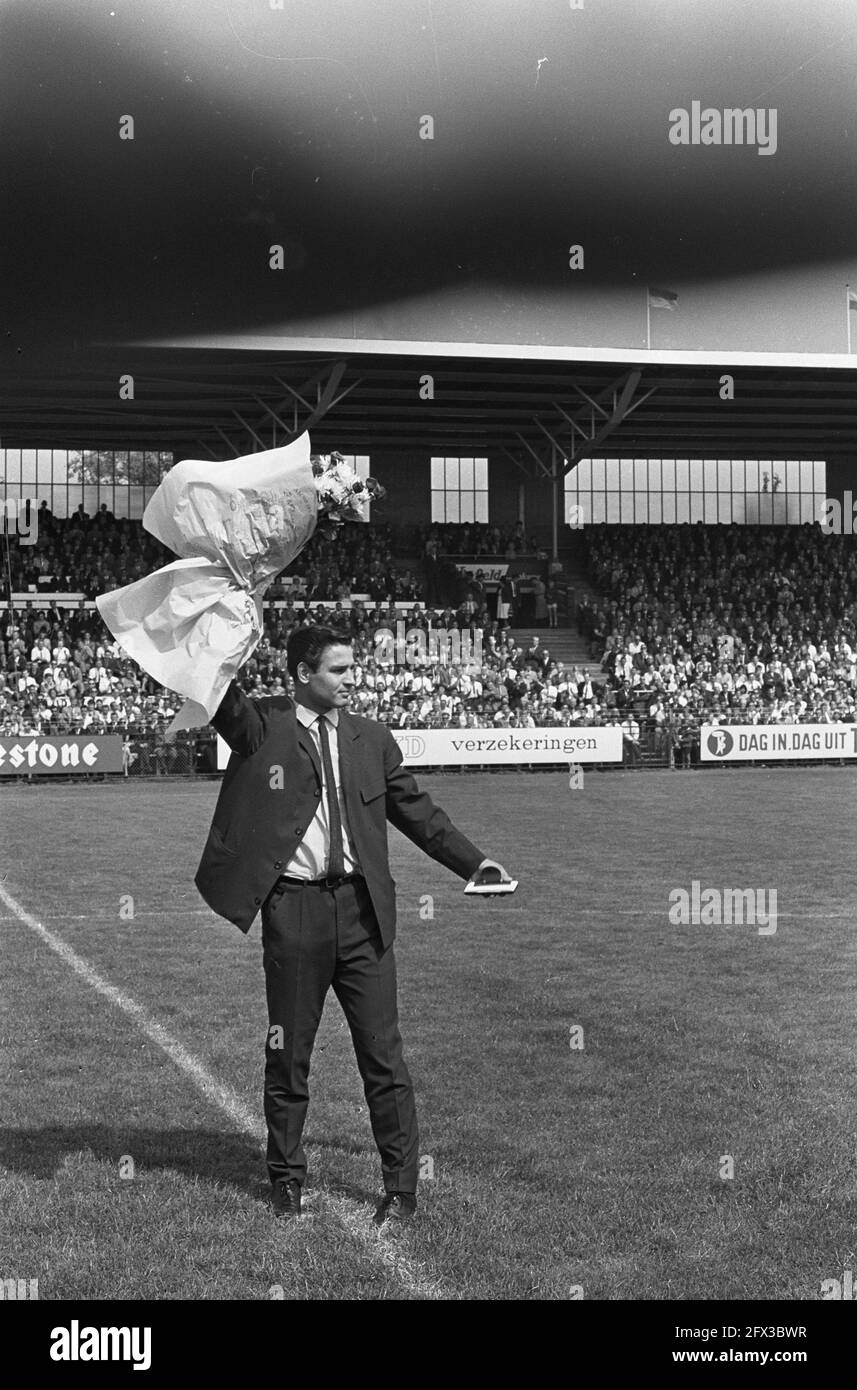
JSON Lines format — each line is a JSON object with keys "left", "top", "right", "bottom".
{"left": 194, "top": 681, "right": 487, "bottom": 946}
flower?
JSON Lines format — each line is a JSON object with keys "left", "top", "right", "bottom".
{"left": 310, "top": 452, "right": 385, "bottom": 528}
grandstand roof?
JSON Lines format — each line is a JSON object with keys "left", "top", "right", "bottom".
{"left": 6, "top": 4, "right": 857, "bottom": 475}
{"left": 3, "top": 342, "right": 857, "bottom": 475}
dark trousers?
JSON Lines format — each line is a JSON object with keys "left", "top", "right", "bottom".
{"left": 261, "top": 876, "right": 419, "bottom": 1194}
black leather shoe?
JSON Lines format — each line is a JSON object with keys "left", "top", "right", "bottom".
{"left": 272, "top": 1178, "right": 302, "bottom": 1218}
{"left": 373, "top": 1192, "right": 417, "bottom": 1226}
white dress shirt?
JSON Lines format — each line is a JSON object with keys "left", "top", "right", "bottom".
{"left": 283, "top": 704, "right": 361, "bottom": 880}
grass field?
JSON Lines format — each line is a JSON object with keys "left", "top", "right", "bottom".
{"left": 1, "top": 767, "right": 855, "bottom": 1301}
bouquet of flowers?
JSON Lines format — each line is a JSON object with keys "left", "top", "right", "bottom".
{"left": 312, "top": 452, "right": 386, "bottom": 538}
{"left": 95, "top": 433, "right": 381, "bottom": 733}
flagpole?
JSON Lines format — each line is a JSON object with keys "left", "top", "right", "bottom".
{"left": 645, "top": 290, "right": 651, "bottom": 350}
{"left": 847, "top": 283, "right": 852, "bottom": 354}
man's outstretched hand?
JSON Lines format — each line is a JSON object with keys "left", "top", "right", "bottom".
{"left": 467, "top": 857, "right": 513, "bottom": 886}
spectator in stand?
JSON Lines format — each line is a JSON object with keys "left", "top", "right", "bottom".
{"left": 545, "top": 580, "right": 559, "bottom": 629}
{"left": 620, "top": 713, "right": 642, "bottom": 767}
{"left": 497, "top": 576, "right": 515, "bottom": 630}
{"left": 423, "top": 536, "right": 441, "bottom": 606}
{"left": 532, "top": 576, "right": 547, "bottom": 627}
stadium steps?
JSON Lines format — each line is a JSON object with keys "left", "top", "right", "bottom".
{"left": 558, "top": 552, "right": 601, "bottom": 608}
{"left": 502, "top": 549, "right": 604, "bottom": 674}
{"left": 505, "top": 628, "right": 602, "bottom": 677}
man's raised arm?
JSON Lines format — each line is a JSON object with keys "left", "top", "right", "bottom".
{"left": 211, "top": 679, "right": 266, "bottom": 758}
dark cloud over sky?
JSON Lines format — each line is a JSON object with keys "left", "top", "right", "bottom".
{"left": 2, "top": 0, "right": 857, "bottom": 355}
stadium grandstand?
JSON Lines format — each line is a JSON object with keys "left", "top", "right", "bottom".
{"left": 2, "top": 346, "right": 857, "bottom": 776}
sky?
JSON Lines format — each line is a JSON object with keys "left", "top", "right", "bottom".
{"left": 2, "top": 0, "right": 857, "bottom": 359}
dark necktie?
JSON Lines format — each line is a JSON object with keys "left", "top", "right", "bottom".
{"left": 317, "top": 714, "right": 345, "bottom": 878}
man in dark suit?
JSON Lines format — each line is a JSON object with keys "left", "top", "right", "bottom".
{"left": 195, "top": 625, "right": 511, "bottom": 1225}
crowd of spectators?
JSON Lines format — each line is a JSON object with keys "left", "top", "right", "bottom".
{"left": 416, "top": 520, "right": 541, "bottom": 558}
{"left": 9, "top": 501, "right": 559, "bottom": 599}
{"left": 7, "top": 503, "right": 424, "bottom": 604}
{"left": 8, "top": 502, "right": 165, "bottom": 596}
{"left": 0, "top": 601, "right": 603, "bottom": 747}
{"left": 8, "top": 506, "right": 855, "bottom": 771}
{"left": 576, "top": 525, "right": 857, "bottom": 751}
{"left": 0, "top": 507, "right": 574, "bottom": 756}
{"left": 7, "top": 503, "right": 564, "bottom": 621}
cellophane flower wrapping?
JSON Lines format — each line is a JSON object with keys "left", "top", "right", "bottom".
{"left": 95, "top": 433, "right": 318, "bottom": 732}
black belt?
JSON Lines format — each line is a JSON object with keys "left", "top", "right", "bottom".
{"left": 276, "top": 872, "right": 365, "bottom": 889}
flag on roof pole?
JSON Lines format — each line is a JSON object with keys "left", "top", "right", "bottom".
{"left": 647, "top": 287, "right": 679, "bottom": 310}
{"left": 847, "top": 285, "right": 857, "bottom": 353}
{"left": 645, "top": 287, "right": 678, "bottom": 348}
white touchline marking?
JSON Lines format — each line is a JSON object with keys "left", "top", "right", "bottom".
{"left": 299, "top": 1163, "right": 447, "bottom": 1297}
{"left": 0, "top": 879, "right": 451, "bottom": 1301}
{"left": 0, "top": 909, "right": 215, "bottom": 922}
